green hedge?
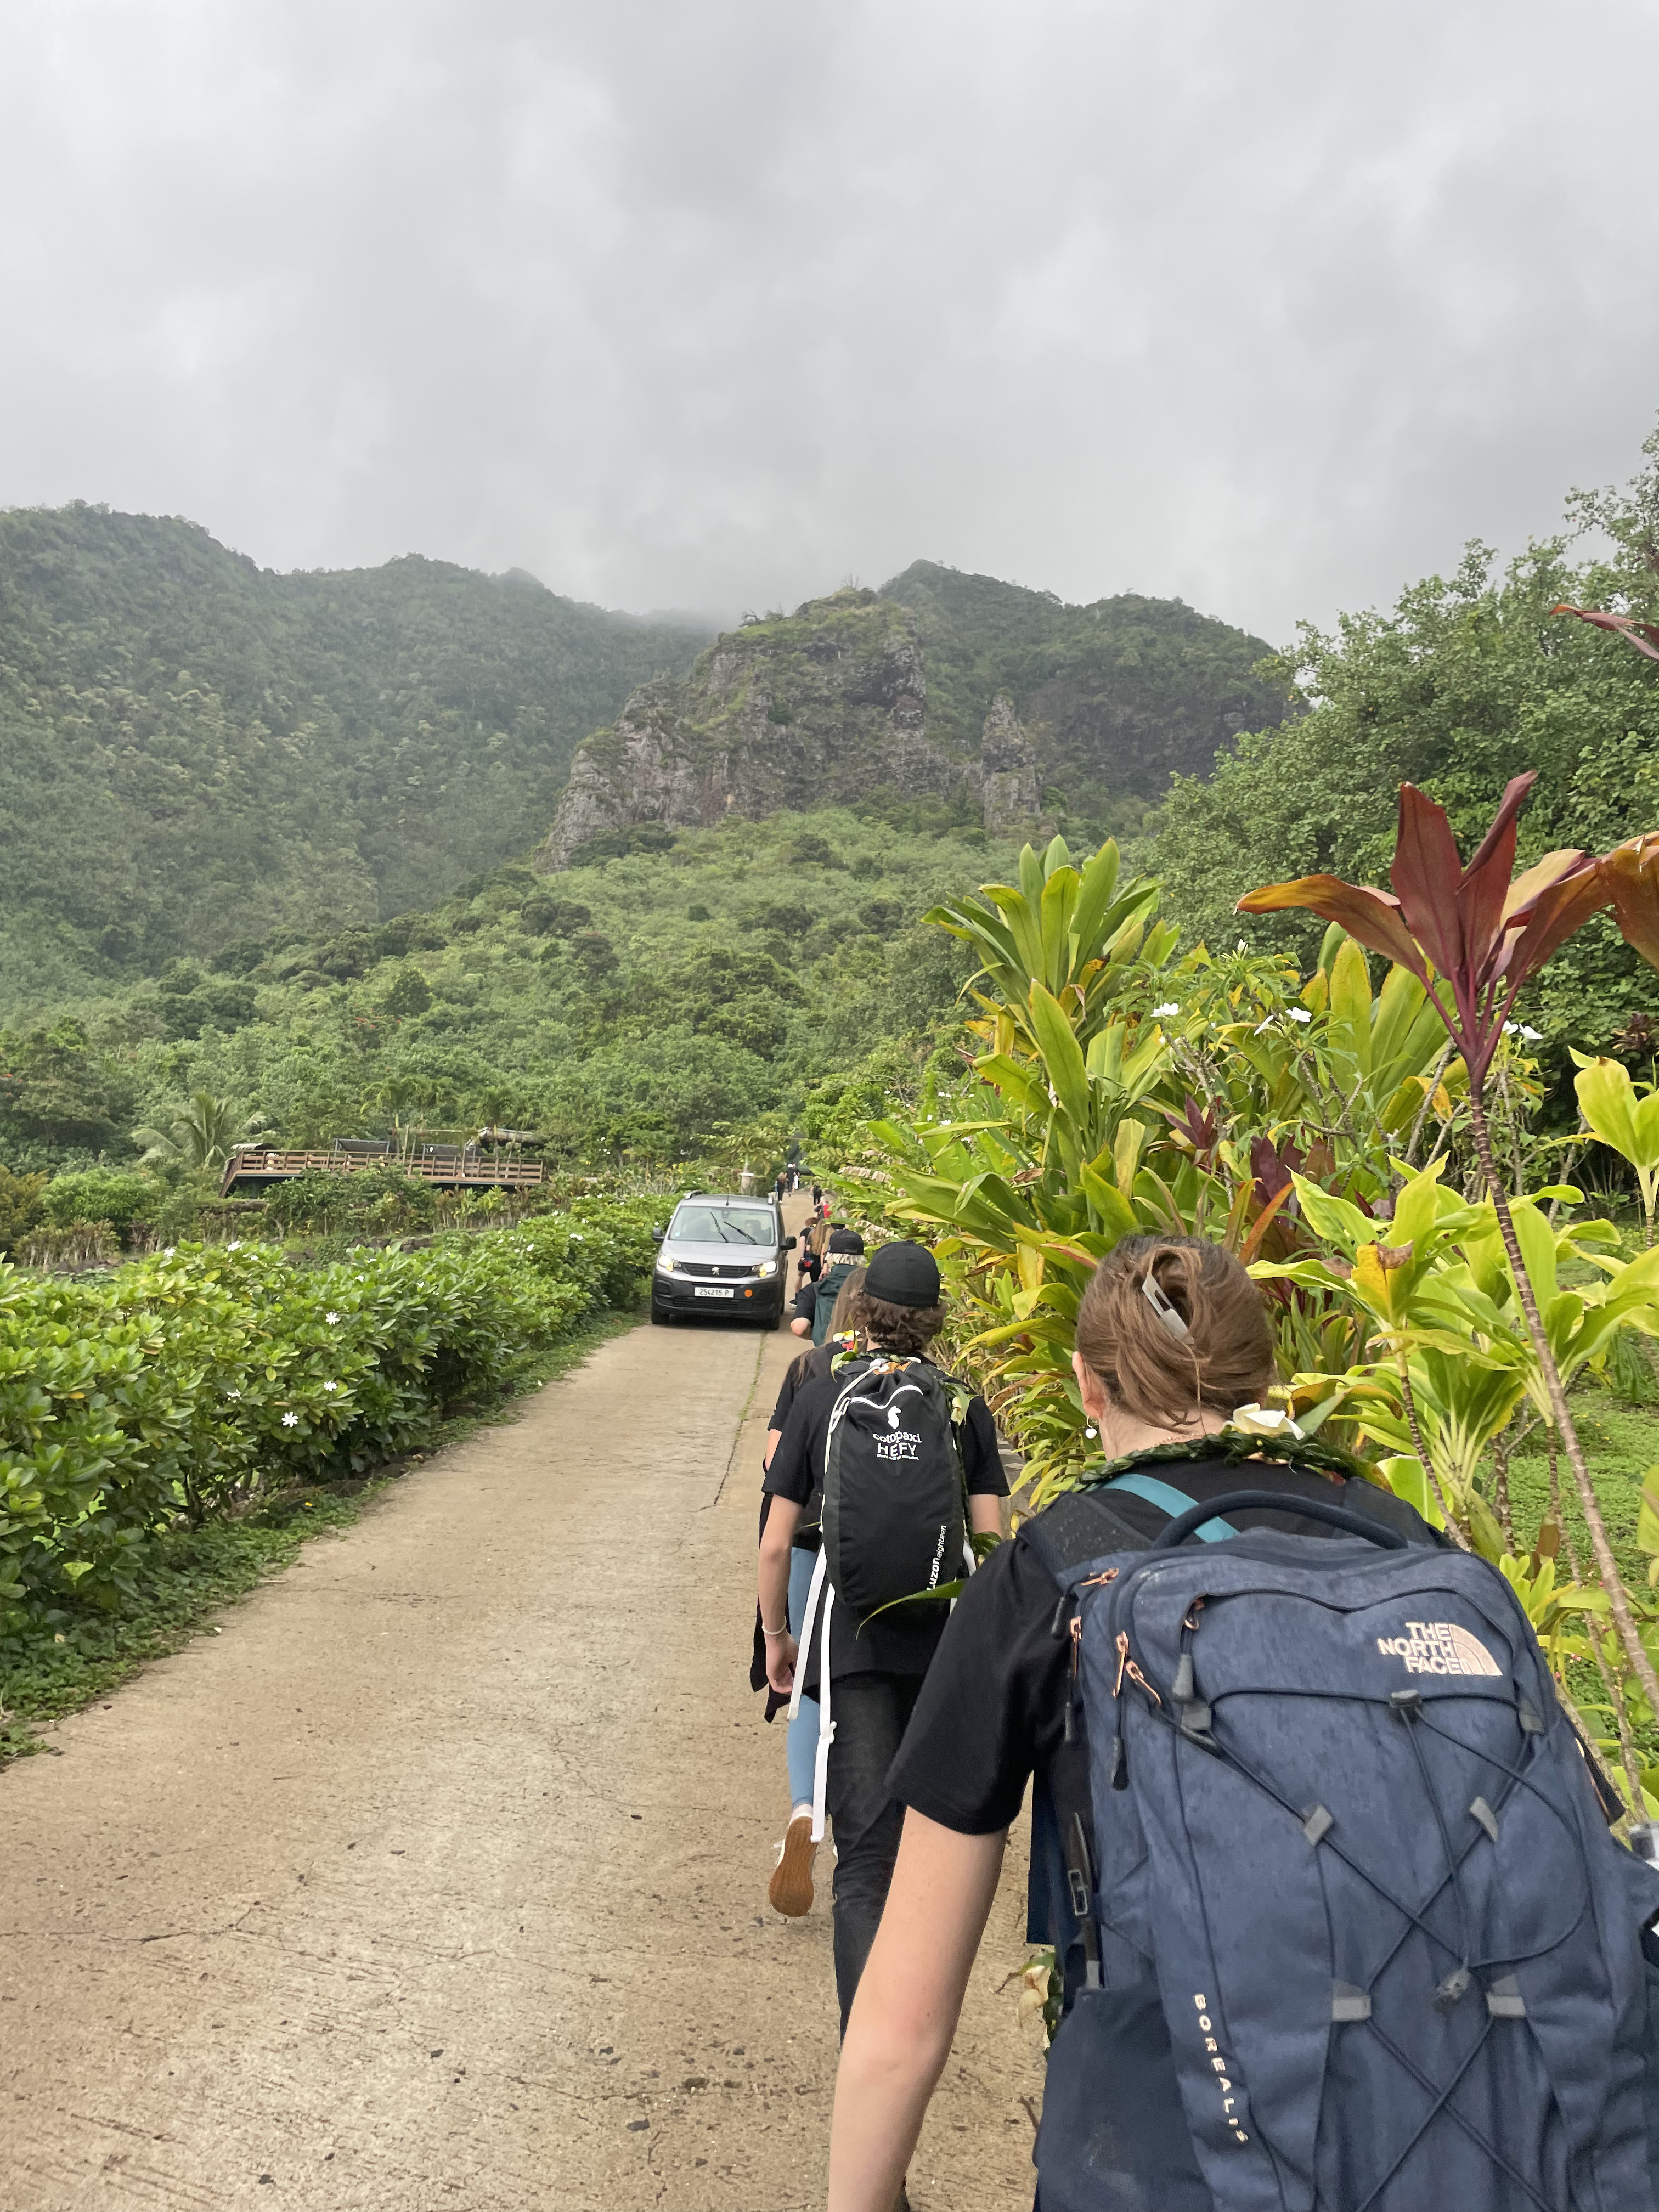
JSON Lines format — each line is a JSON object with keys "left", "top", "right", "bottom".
{"left": 0, "top": 1198, "right": 655, "bottom": 1636}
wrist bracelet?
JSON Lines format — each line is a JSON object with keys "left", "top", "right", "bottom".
{"left": 761, "top": 1623, "right": 789, "bottom": 1638}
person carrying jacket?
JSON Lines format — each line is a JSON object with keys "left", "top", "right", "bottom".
{"left": 760, "top": 1242, "right": 1008, "bottom": 2046}
{"left": 754, "top": 1265, "right": 867, "bottom": 1920}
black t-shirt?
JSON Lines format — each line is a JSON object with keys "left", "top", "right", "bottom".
{"left": 888, "top": 1455, "right": 1438, "bottom": 1835}
{"left": 767, "top": 1339, "right": 840, "bottom": 1437}
{"left": 763, "top": 1358, "right": 1008, "bottom": 1685}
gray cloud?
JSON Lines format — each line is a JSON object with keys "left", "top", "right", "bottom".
{"left": 2, "top": 0, "right": 1656, "bottom": 641}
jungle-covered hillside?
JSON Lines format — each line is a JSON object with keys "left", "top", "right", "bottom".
{"left": 0, "top": 504, "right": 714, "bottom": 1010}
{"left": 0, "top": 808, "right": 1013, "bottom": 1180}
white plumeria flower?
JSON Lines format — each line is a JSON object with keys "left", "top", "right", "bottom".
{"left": 1228, "top": 1402, "right": 1305, "bottom": 1440}
{"left": 227, "top": 1240, "right": 241, "bottom": 1251}
{"left": 325, "top": 1312, "right": 341, "bottom": 1325}
{"left": 322, "top": 1380, "right": 338, "bottom": 1392}
{"left": 1286, "top": 1007, "right": 1312, "bottom": 1024}
{"left": 163, "top": 1246, "right": 176, "bottom": 1258}
{"left": 281, "top": 1411, "right": 299, "bottom": 1427}
{"left": 1153, "top": 1002, "right": 1180, "bottom": 1018}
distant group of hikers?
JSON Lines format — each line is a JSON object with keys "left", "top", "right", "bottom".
{"left": 748, "top": 1195, "right": 1659, "bottom": 2209}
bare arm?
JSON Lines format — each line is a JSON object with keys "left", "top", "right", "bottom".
{"left": 790, "top": 1316, "right": 812, "bottom": 1337}
{"left": 969, "top": 1492, "right": 1004, "bottom": 1540}
{"left": 827, "top": 1813, "right": 1007, "bottom": 2211}
{"left": 757, "top": 1494, "right": 802, "bottom": 1693}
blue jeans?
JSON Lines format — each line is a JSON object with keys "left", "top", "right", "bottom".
{"left": 786, "top": 1546, "right": 820, "bottom": 1808}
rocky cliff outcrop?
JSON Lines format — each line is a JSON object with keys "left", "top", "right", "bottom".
{"left": 535, "top": 565, "right": 1293, "bottom": 872}
{"left": 537, "top": 589, "right": 977, "bottom": 869}
{"left": 978, "top": 694, "right": 1042, "bottom": 834}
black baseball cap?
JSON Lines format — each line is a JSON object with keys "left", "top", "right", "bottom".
{"left": 864, "top": 1240, "right": 941, "bottom": 1307}
{"left": 827, "top": 1227, "right": 865, "bottom": 1254}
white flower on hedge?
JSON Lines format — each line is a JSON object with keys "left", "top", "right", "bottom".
{"left": 325, "top": 1312, "right": 340, "bottom": 1325}
{"left": 322, "top": 1379, "right": 338, "bottom": 1392}
{"left": 227, "top": 1240, "right": 241, "bottom": 1251}
{"left": 1286, "top": 1007, "right": 1312, "bottom": 1024}
{"left": 1503, "top": 1021, "right": 1543, "bottom": 1042}
{"left": 1153, "top": 1002, "right": 1180, "bottom": 1018}
{"left": 281, "top": 1412, "right": 299, "bottom": 1427}
{"left": 163, "top": 1246, "right": 176, "bottom": 1258}
{"left": 227, "top": 1389, "right": 241, "bottom": 1400}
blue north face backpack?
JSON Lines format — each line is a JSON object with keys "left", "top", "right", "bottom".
{"left": 1022, "top": 1465, "right": 1659, "bottom": 2211}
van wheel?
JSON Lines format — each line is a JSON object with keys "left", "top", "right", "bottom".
{"left": 651, "top": 1305, "right": 673, "bottom": 1326}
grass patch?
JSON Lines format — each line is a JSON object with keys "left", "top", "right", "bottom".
{"left": 1505, "top": 1388, "right": 1659, "bottom": 1589}
{"left": 0, "top": 1304, "right": 642, "bottom": 1764}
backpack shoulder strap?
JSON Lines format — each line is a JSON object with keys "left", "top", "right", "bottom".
{"left": 1106, "top": 1472, "right": 1237, "bottom": 1542}
{"left": 1020, "top": 1486, "right": 1156, "bottom": 1586}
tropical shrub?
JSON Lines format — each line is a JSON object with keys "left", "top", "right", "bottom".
{"left": 38, "top": 1167, "right": 160, "bottom": 1246}
{"left": 869, "top": 820, "right": 1659, "bottom": 1815}
{"left": 0, "top": 1197, "right": 656, "bottom": 1636}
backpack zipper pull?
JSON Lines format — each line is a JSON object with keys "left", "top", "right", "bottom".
{"left": 1064, "top": 1615, "right": 1082, "bottom": 1742}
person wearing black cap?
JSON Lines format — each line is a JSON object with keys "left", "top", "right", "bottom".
{"left": 759, "top": 1240, "right": 1007, "bottom": 2046}
{"left": 789, "top": 1226, "right": 866, "bottom": 1342}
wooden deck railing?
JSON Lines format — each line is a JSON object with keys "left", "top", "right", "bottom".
{"left": 221, "top": 1150, "right": 546, "bottom": 1197}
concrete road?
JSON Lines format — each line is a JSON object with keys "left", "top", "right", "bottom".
{"left": 1, "top": 1227, "right": 1044, "bottom": 2209}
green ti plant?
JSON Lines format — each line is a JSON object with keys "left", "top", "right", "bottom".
{"left": 1239, "top": 772, "right": 1659, "bottom": 1742}
{"left": 871, "top": 838, "right": 1452, "bottom": 1506}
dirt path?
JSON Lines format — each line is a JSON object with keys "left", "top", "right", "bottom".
{"left": 1, "top": 1227, "right": 1044, "bottom": 2210}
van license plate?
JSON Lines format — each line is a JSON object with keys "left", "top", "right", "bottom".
{"left": 693, "top": 1286, "right": 736, "bottom": 1299}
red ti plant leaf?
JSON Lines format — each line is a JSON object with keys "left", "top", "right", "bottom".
{"left": 1249, "top": 1133, "right": 1305, "bottom": 1212}
{"left": 1162, "top": 1093, "right": 1220, "bottom": 1166}
{"left": 1241, "top": 778, "right": 1609, "bottom": 1085}
{"left": 1601, "top": 832, "right": 1659, "bottom": 971}
{"left": 1234, "top": 874, "right": 1429, "bottom": 984}
{"left": 1551, "top": 603, "right": 1659, "bottom": 663}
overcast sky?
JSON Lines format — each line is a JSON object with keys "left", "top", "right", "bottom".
{"left": 3, "top": 0, "right": 1656, "bottom": 641}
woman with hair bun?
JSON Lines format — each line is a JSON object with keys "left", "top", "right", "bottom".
{"left": 824, "top": 1234, "right": 1441, "bottom": 2212}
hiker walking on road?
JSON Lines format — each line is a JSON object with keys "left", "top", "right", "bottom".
{"left": 790, "top": 1227, "right": 862, "bottom": 1341}
{"left": 759, "top": 1242, "right": 1007, "bottom": 2042}
{"left": 753, "top": 1266, "right": 866, "bottom": 1919}
{"left": 825, "top": 1234, "right": 1659, "bottom": 2212}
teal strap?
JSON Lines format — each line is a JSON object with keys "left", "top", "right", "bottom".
{"left": 1107, "top": 1471, "right": 1237, "bottom": 1543}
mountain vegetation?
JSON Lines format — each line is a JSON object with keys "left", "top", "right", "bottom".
{"left": 881, "top": 559, "right": 1291, "bottom": 826}
{"left": 0, "top": 503, "right": 712, "bottom": 1012}
{"left": 0, "top": 807, "right": 1015, "bottom": 1195}
{"left": 540, "top": 571, "right": 1290, "bottom": 866}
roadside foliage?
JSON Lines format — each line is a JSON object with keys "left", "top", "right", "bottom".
{"left": 0, "top": 1200, "right": 655, "bottom": 1640}
{"left": 871, "top": 816, "right": 1659, "bottom": 1817}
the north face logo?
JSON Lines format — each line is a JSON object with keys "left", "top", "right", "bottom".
{"left": 1376, "top": 1620, "right": 1502, "bottom": 1677}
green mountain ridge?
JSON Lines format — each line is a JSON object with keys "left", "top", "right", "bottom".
{"left": 0, "top": 504, "right": 713, "bottom": 1013}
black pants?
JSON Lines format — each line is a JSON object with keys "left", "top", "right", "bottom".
{"left": 824, "top": 1671, "right": 923, "bottom": 2034}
